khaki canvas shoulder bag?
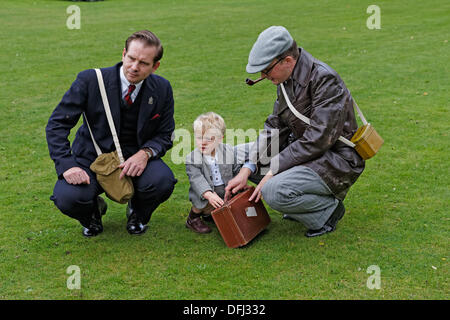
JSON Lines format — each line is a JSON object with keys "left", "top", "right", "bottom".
{"left": 280, "top": 83, "right": 383, "bottom": 160}
{"left": 84, "top": 69, "right": 134, "bottom": 204}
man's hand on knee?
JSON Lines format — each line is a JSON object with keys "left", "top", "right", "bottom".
{"left": 63, "top": 167, "right": 90, "bottom": 185}
{"left": 249, "top": 170, "right": 273, "bottom": 203}
{"left": 119, "top": 150, "right": 148, "bottom": 179}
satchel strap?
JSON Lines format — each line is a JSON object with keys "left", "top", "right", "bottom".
{"left": 84, "top": 114, "right": 102, "bottom": 156}
{"left": 83, "top": 69, "right": 126, "bottom": 163}
{"left": 94, "top": 68, "right": 126, "bottom": 163}
{"left": 280, "top": 83, "right": 356, "bottom": 148}
{"left": 352, "top": 99, "right": 368, "bottom": 126}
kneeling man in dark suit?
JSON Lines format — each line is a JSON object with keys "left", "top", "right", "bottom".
{"left": 46, "top": 30, "right": 177, "bottom": 237}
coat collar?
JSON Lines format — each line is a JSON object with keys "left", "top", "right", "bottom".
{"left": 291, "top": 47, "right": 314, "bottom": 88}
{"left": 119, "top": 65, "right": 144, "bottom": 99}
{"left": 276, "top": 48, "right": 314, "bottom": 115}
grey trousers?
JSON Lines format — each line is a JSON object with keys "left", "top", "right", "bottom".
{"left": 254, "top": 165, "right": 339, "bottom": 230}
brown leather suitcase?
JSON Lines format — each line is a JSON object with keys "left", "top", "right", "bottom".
{"left": 211, "top": 186, "right": 271, "bottom": 248}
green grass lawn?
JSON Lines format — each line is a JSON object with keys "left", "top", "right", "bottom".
{"left": 0, "top": 0, "right": 448, "bottom": 299}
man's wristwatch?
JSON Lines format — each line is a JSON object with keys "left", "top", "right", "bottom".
{"left": 142, "top": 148, "right": 153, "bottom": 160}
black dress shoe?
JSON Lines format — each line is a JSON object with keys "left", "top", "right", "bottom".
{"left": 82, "top": 225, "right": 102, "bottom": 237}
{"left": 305, "top": 201, "right": 345, "bottom": 238}
{"left": 127, "top": 221, "right": 148, "bottom": 235}
{"left": 304, "top": 224, "right": 334, "bottom": 238}
{"left": 82, "top": 197, "right": 107, "bottom": 237}
{"left": 126, "top": 204, "right": 148, "bottom": 235}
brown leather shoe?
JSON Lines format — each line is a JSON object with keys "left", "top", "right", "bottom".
{"left": 186, "top": 215, "right": 212, "bottom": 234}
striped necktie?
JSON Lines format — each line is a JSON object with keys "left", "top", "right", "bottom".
{"left": 124, "top": 84, "right": 136, "bottom": 106}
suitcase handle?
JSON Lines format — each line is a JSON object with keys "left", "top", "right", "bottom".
{"left": 225, "top": 185, "right": 251, "bottom": 204}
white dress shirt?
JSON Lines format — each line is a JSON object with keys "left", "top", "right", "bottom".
{"left": 120, "top": 66, "right": 143, "bottom": 103}
{"left": 119, "top": 66, "right": 158, "bottom": 158}
{"left": 204, "top": 153, "right": 225, "bottom": 186}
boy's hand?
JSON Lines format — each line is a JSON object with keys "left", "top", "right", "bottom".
{"left": 203, "top": 191, "right": 225, "bottom": 209}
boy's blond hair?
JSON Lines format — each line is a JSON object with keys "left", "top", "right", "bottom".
{"left": 193, "top": 112, "right": 226, "bottom": 136}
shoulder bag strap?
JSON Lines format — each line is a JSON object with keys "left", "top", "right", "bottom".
{"left": 280, "top": 83, "right": 356, "bottom": 148}
{"left": 84, "top": 113, "right": 102, "bottom": 156}
{"left": 94, "top": 68, "right": 126, "bottom": 164}
{"left": 352, "top": 98, "right": 368, "bottom": 126}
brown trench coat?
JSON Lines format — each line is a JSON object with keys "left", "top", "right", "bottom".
{"left": 250, "top": 48, "right": 365, "bottom": 200}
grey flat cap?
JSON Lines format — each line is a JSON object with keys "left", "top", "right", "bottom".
{"left": 246, "top": 26, "right": 294, "bottom": 74}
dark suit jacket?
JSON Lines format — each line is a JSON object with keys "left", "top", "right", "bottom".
{"left": 46, "top": 62, "right": 175, "bottom": 178}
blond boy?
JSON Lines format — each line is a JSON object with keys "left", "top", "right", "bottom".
{"left": 185, "top": 112, "right": 244, "bottom": 233}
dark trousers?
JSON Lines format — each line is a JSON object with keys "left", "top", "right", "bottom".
{"left": 50, "top": 159, "right": 177, "bottom": 227}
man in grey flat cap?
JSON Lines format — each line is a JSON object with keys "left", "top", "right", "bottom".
{"left": 225, "top": 26, "right": 365, "bottom": 237}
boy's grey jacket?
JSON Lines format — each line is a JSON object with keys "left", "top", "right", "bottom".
{"left": 185, "top": 143, "right": 242, "bottom": 209}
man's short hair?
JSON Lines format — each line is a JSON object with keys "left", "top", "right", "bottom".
{"left": 125, "top": 30, "right": 164, "bottom": 63}
{"left": 193, "top": 112, "right": 226, "bottom": 137}
{"left": 277, "top": 39, "right": 299, "bottom": 60}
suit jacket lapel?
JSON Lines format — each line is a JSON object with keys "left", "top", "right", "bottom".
{"left": 102, "top": 64, "right": 122, "bottom": 135}
{"left": 137, "top": 77, "right": 157, "bottom": 137}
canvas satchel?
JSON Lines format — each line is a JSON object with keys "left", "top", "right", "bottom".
{"left": 84, "top": 69, "right": 134, "bottom": 204}
{"left": 280, "top": 83, "right": 383, "bottom": 160}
